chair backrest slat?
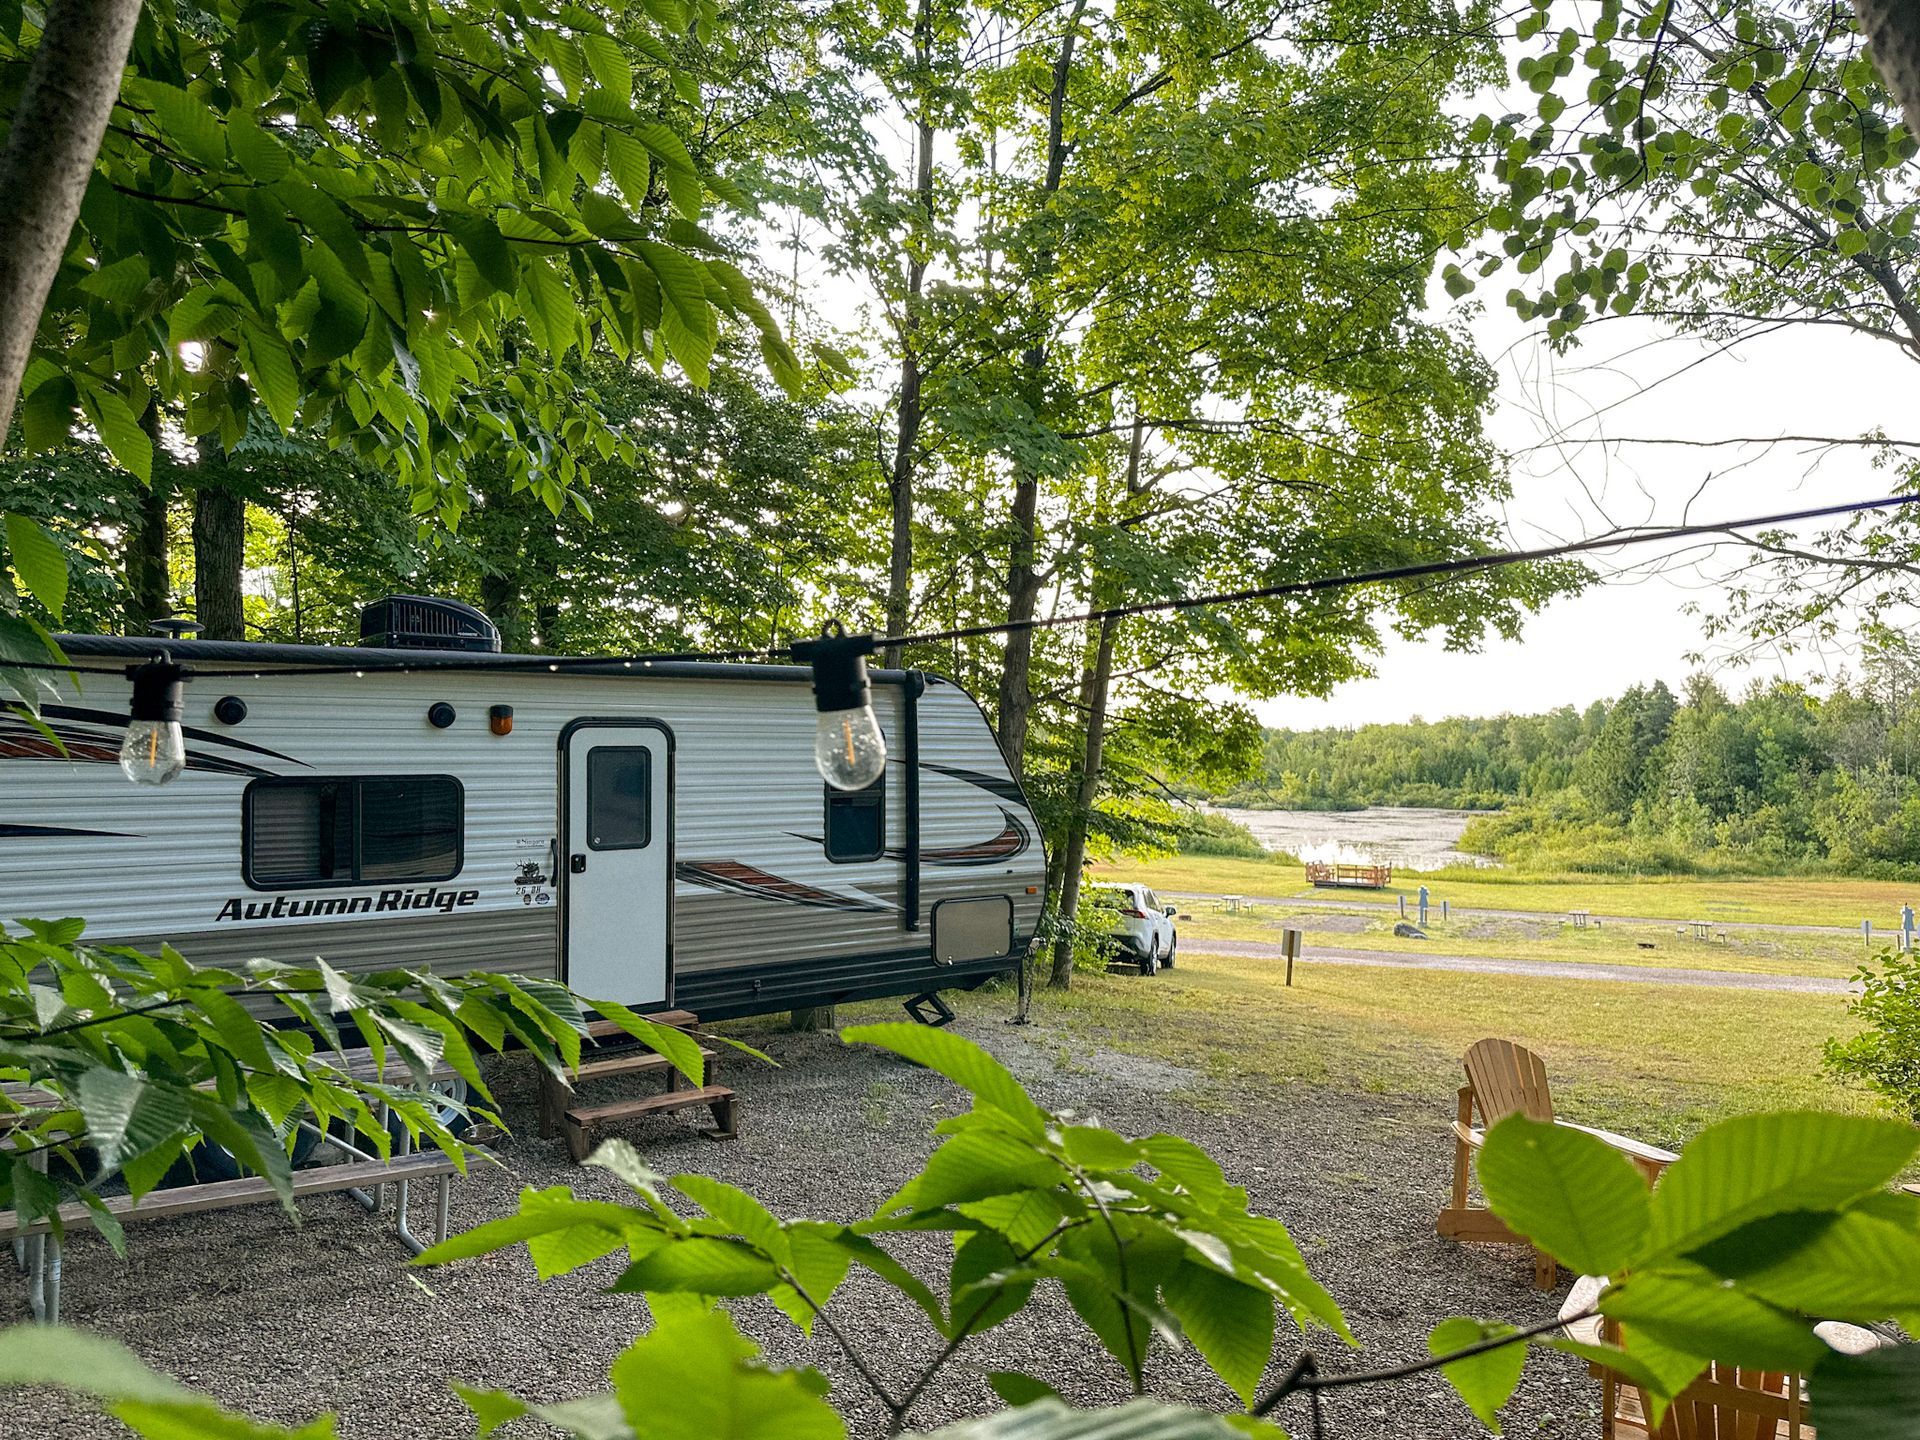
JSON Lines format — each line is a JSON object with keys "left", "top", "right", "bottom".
{"left": 1631, "top": 1361, "right": 1797, "bottom": 1440}
{"left": 1462, "top": 1038, "right": 1554, "bottom": 1126}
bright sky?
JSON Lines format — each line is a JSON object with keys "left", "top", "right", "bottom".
{"left": 1252, "top": 305, "right": 1918, "bottom": 730}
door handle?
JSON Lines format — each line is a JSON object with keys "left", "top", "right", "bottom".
{"left": 570, "top": 853, "right": 587, "bottom": 873}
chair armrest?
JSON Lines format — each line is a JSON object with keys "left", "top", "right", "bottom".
{"left": 1558, "top": 1120, "right": 1679, "bottom": 1168}
{"left": 1450, "top": 1120, "right": 1484, "bottom": 1149}
{"left": 1558, "top": 1274, "right": 1608, "bottom": 1346}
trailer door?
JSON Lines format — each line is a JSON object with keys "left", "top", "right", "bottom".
{"left": 561, "top": 720, "right": 672, "bottom": 1008}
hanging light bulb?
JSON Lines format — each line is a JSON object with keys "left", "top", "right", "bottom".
{"left": 791, "top": 622, "right": 886, "bottom": 790}
{"left": 120, "top": 655, "right": 190, "bottom": 786}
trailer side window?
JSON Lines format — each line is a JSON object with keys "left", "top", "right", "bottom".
{"left": 244, "top": 776, "right": 463, "bottom": 889}
{"left": 586, "top": 747, "right": 651, "bottom": 850}
{"left": 823, "top": 776, "right": 885, "bottom": 864}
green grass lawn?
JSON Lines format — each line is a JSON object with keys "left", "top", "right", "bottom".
{"left": 1096, "top": 855, "right": 1919, "bottom": 929}
{"left": 1175, "top": 908, "right": 1869, "bottom": 979}
{"left": 1028, "top": 950, "right": 1887, "bottom": 1152}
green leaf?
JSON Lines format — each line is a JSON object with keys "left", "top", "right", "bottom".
{"left": 74, "top": 1069, "right": 195, "bottom": 1182}
{"left": 607, "top": 1303, "right": 842, "bottom": 1440}
{"left": 1686, "top": 1198, "right": 1920, "bottom": 1320}
{"left": 240, "top": 323, "right": 300, "bottom": 432}
{"left": 454, "top": 1384, "right": 529, "bottom": 1438}
{"left": 5, "top": 514, "right": 68, "bottom": 619}
{"left": 676, "top": 1173, "right": 789, "bottom": 1261}
{"left": 889, "top": 1126, "right": 1061, "bottom": 1211}
{"left": 950, "top": 1228, "right": 1037, "bottom": 1336}
{"left": 445, "top": 212, "right": 518, "bottom": 295}
{"left": 918, "top": 1399, "right": 1246, "bottom": 1439}
{"left": 1164, "top": 1258, "right": 1274, "bottom": 1405}
{"left": 611, "top": 1236, "right": 783, "bottom": 1296}
{"left": 580, "top": 33, "right": 633, "bottom": 96}
{"left": 1478, "top": 1115, "right": 1651, "bottom": 1276}
{"left": 1648, "top": 1113, "right": 1919, "bottom": 1260}
{"left": 79, "top": 388, "right": 152, "bottom": 484}
{"left": 1600, "top": 1273, "right": 1828, "bottom": 1372}
{"left": 0, "top": 1325, "right": 194, "bottom": 1403}
{"left": 843, "top": 1023, "right": 1049, "bottom": 1136}
{"left": 78, "top": 256, "right": 152, "bottom": 304}
{"left": 132, "top": 80, "right": 227, "bottom": 168}
{"left": 19, "top": 375, "right": 77, "bottom": 451}
{"left": 1427, "top": 1317, "right": 1524, "bottom": 1432}
{"left": 585, "top": 1000, "right": 705, "bottom": 1088}
{"left": 1810, "top": 1344, "right": 1920, "bottom": 1439}
{"left": 226, "top": 113, "right": 292, "bottom": 182}
{"left": 986, "top": 1373, "right": 1063, "bottom": 1408}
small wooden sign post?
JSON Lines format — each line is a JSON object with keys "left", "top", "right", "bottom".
{"left": 1281, "top": 927, "right": 1302, "bottom": 987}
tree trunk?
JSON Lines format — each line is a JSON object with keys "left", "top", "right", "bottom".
{"left": 1858, "top": 0, "right": 1920, "bottom": 138}
{"left": 1047, "top": 609, "right": 1120, "bottom": 988}
{"left": 994, "top": 2, "right": 1084, "bottom": 771}
{"left": 883, "top": 0, "right": 938, "bottom": 670}
{"left": 1046, "top": 414, "right": 1141, "bottom": 988}
{"left": 0, "top": 0, "right": 144, "bottom": 439}
{"left": 122, "top": 404, "right": 171, "bottom": 635}
{"left": 192, "top": 461, "right": 246, "bottom": 640}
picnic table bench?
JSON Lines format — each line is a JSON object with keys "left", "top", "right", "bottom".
{"left": 0, "top": 1049, "right": 467, "bottom": 1323}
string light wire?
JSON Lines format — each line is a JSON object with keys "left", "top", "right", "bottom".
{"left": 11, "top": 491, "right": 1918, "bottom": 682}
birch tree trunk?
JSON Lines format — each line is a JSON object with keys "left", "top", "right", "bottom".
{"left": 0, "top": 0, "right": 145, "bottom": 438}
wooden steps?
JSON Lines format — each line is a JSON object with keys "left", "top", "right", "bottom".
{"left": 539, "top": 1011, "right": 737, "bottom": 1161}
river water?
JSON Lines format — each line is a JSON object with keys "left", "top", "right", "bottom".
{"left": 1210, "top": 805, "right": 1496, "bottom": 872}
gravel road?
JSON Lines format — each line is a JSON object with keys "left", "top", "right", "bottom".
{"left": 4, "top": 998, "right": 1602, "bottom": 1439}
{"left": 1183, "top": 938, "right": 1853, "bottom": 994}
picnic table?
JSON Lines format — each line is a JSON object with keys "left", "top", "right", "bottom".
{"left": 0, "top": 1049, "right": 466, "bottom": 1323}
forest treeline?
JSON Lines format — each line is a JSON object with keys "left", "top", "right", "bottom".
{"left": 1216, "top": 636, "right": 1920, "bottom": 876}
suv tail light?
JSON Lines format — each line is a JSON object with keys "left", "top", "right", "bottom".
{"left": 1120, "top": 908, "right": 1146, "bottom": 919}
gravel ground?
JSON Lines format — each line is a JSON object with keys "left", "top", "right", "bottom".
{"left": 3, "top": 997, "right": 1602, "bottom": 1439}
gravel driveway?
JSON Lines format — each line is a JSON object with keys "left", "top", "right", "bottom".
{"left": 3, "top": 995, "right": 1599, "bottom": 1438}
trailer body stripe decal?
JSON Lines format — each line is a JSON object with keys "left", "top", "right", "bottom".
{"left": 919, "top": 761, "right": 1026, "bottom": 807}
{"left": 0, "top": 823, "right": 144, "bottom": 839}
{"left": 0, "top": 713, "right": 277, "bottom": 777}
{"left": 785, "top": 807, "right": 1031, "bottom": 866}
{"left": 675, "top": 860, "right": 893, "bottom": 913}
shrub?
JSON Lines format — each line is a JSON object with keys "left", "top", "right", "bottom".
{"left": 1827, "top": 949, "right": 1920, "bottom": 1124}
{"left": 1173, "top": 811, "right": 1270, "bottom": 859}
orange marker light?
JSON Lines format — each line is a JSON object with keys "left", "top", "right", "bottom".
{"left": 488, "top": 704, "right": 514, "bottom": 735}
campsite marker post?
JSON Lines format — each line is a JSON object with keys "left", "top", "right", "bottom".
{"left": 1281, "top": 927, "right": 1301, "bottom": 986}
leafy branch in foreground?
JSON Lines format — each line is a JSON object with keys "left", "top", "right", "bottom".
{"left": 0, "top": 917, "right": 706, "bottom": 1241}
{"left": 2, "top": 1024, "right": 1918, "bottom": 1437}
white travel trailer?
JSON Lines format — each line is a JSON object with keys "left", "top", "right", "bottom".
{"left": 0, "top": 600, "right": 1047, "bottom": 1021}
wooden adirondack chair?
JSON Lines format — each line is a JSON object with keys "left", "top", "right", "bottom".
{"left": 1439, "top": 1038, "right": 1679, "bottom": 1289}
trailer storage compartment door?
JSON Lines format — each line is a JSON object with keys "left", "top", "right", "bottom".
{"left": 562, "top": 720, "right": 673, "bottom": 1008}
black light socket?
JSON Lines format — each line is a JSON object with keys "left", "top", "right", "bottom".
{"left": 213, "top": 695, "right": 248, "bottom": 726}
{"left": 790, "top": 622, "right": 876, "bottom": 714}
{"left": 126, "top": 656, "right": 189, "bottom": 723}
{"left": 427, "top": 701, "right": 457, "bottom": 729}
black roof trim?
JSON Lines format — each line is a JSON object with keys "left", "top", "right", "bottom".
{"left": 57, "top": 633, "right": 920, "bottom": 685}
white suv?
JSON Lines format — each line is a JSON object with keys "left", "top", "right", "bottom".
{"left": 1087, "top": 882, "right": 1179, "bottom": 975}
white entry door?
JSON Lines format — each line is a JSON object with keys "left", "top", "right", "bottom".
{"left": 562, "top": 720, "right": 672, "bottom": 1007}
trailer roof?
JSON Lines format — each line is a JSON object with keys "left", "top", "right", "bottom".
{"left": 57, "top": 633, "right": 923, "bottom": 685}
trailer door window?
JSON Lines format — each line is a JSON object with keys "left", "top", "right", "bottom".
{"left": 586, "top": 747, "right": 651, "bottom": 850}
{"left": 244, "top": 776, "right": 463, "bottom": 889}
{"left": 823, "top": 776, "right": 885, "bottom": 863}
